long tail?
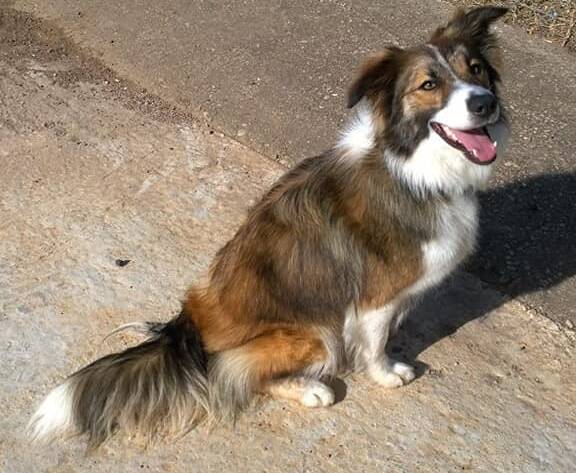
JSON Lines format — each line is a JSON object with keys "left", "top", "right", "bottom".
{"left": 28, "top": 312, "right": 210, "bottom": 449}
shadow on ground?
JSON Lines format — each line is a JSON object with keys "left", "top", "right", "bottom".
{"left": 388, "top": 172, "right": 576, "bottom": 370}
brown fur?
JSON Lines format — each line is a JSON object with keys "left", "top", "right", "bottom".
{"left": 183, "top": 149, "right": 434, "bottom": 354}
{"left": 226, "top": 327, "right": 327, "bottom": 384}
{"left": 403, "top": 59, "right": 453, "bottom": 114}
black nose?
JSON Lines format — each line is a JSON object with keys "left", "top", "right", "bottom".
{"left": 467, "top": 93, "right": 497, "bottom": 118}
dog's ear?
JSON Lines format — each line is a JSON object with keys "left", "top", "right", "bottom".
{"left": 432, "top": 6, "right": 508, "bottom": 44}
{"left": 347, "top": 47, "right": 402, "bottom": 109}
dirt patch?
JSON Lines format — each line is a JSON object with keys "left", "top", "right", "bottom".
{"left": 449, "top": 1, "right": 576, "bottom": 52}
{"left": 0, "top": 3, "right": 205, "bottom": 126}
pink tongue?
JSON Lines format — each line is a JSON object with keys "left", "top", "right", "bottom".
{"left": 449, "top": 127, "right": 496, "bottom": 162}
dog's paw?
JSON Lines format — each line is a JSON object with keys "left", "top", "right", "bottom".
{"left": 300, "top": 381, "right": 335, "bottom": 408}
{"left": 392, "top": 361, "right": 415, "bottom": 383}
{"left": 368, "top": 361, "right": 415, "bottom": 388}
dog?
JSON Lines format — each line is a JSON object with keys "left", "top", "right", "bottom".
{"left": 29, "top": 6, "right": 510, "bottom": 448}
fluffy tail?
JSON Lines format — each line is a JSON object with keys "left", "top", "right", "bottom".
{"left": 28, "top": 312, "right": 209, "bottom": 449}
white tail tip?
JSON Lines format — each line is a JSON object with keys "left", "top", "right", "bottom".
{"left": 28, "top": 381, "right": 75, "bottom": 442}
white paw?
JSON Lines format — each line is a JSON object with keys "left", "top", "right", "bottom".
{"left": 368, "top": 361, "right": 415, "bottom": 389}
{"left": 392, "top": 361, "right": 416, "bottom": 383}
{"left": 300, "top": 381, "right": 335, "bottom": 408}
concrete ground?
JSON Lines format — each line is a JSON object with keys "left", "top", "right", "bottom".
{"left": 0, "top": 2, "right": 575, "bottom": 472}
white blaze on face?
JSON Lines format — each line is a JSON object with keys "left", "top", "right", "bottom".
{"left": 433, "top": 82, "right": 498, "bottom": 130}
{"left": 426, "top": 44, "right": 499, "bottom": 130}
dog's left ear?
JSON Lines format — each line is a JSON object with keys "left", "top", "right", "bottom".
{"left": 432, "top": 6, "right": 508, "bottom": 44}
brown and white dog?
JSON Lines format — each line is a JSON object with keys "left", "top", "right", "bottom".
{"left": 29, "top": 7, "right": 510, "bottom": 448}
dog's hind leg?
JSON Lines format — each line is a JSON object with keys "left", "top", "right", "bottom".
{"left": 209, "top": 326, "right": 332, "bottom": 418}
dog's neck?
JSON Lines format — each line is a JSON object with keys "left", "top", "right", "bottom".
{"left": 336, "top": 102, "right": 495, "bottom": 198}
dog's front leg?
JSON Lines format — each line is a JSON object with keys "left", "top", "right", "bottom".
{"left": 359, "top": 304, "right": 415, "bottom": 388}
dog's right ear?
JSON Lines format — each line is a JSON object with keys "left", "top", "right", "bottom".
{"left": 432, "top": 7, "right": 508, "bottom": 44}
{"left": 347, "top": 47, "right": 402, "bottom": 109}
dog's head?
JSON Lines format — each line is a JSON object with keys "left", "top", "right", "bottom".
{"left": 345, "top": 7, "right": 510, "bottom": 193}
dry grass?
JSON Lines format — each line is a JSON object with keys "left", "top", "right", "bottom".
{"left": 449, "top": 0, "right": 576, "bottom": 51}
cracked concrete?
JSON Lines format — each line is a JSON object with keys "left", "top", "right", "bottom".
{"left": 1, "top": 3, "right": 575, "bottom": 472}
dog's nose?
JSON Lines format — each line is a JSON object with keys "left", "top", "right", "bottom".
{"left": 467, "top": 93, "right": 497, "bottom": 118}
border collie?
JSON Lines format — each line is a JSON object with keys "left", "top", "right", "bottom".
{"left": 29, "top": 6, "right": 510, "bottom": 448}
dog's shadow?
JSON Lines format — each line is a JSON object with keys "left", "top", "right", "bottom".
{"left": 385, "top": 172, "right": 576, "bottom": 376}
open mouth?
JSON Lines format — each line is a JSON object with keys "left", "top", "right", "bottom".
{"left": 431, "top": 122, "right": 497, "bottom": 165}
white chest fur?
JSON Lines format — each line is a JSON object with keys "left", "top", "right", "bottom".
{"left": 409, "top": 193, "right": 479, "bottom": 296}
{"left": 343, "top": 193, "right": 479, "bottom": 358}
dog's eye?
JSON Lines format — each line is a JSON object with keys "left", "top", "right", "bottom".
{"left": 420, "top": 80, "right": 437, "bottom": 91}
{"left": 470, "top": 63, "right": 483, "bottom": 75}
